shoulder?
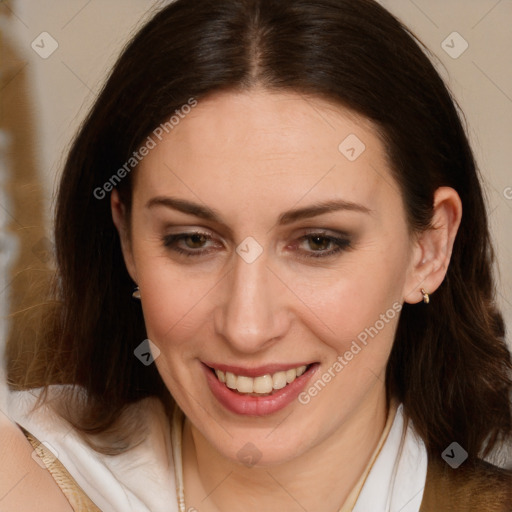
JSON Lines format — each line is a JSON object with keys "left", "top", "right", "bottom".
{"left": 5, "top": 386, "right": 177, "bottom": 510}
{"left": 420, "top": 455, "right": 512, "bottom": 512}
{"left": 0, "top": 414, "right": 73, "bottom": 512}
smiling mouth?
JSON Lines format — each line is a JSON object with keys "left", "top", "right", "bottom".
{"left": 208, "top": 364, "right": 313, "bottom": 397}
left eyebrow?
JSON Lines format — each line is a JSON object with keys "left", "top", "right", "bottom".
{"left": 276, "top": 199, "right": 373, "bottom": 225}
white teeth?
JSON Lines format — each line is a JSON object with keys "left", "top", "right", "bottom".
{"left": 286, "top": 369, "right": 297, "bottom": 383}
{"left": 225, "top": 371, "right": 237, "bottom": 389}
{"left": 236, "top": 376, "right": 254, "bottom": 393}
{"left": 253, "top": 375, "right": 273, "bottom": 394}
{"left": 213, "top": 365, "right": 310, "bottom": 394}
{"left": 272, "top": 371, "right": 287, "bottom": 390}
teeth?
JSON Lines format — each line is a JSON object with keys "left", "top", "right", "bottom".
{"left": 236, "top": 376, "right": 254, "bottom": 393}
{"left": 253, "top": 374, "right": 274, "bottom": 394}
{"left": 214, "top": 365, "right": 309, "bottom": 395}
{"left": 226, "top": 371, "right": 237, "bottom": 389}
{"left": 272, "top": 371, "right": 287, "bottom": 390}
{"left": 286, "top": 369, "right": 297, "bottom": 383}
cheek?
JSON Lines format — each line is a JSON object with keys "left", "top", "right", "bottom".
{"left": 286, "top": 236, "right": 408, "bottom": 354}
{"left": 130, "top": 234, "right": 215, "bottom": 352}
{"left": 138, "top": 266, "right": 213, "bottom": 351}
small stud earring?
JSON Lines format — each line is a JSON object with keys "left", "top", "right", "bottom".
{"left": 420, "top": 288, "right": 430, "bottom": 304}
{"left": 132, "top": 286, "right": 141, "bottom": 300}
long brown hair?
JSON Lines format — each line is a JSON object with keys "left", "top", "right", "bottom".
{"left": 7, "top": 0, "right": 511, "bottom": 462}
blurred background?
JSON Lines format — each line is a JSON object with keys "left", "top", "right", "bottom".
{"left": 1, "top": 0, "right": 511, "bottom": 409}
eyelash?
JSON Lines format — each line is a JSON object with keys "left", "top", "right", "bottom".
{"left": 161, "top": 231, "right": 351, "bottom": 259}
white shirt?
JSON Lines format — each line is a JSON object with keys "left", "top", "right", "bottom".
{"left": 7, "top": 385, "right": 427, "bottom": 512}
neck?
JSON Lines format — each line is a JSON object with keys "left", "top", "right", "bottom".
{"left": 182, "top": 383, "right": 391, "bottom": 512}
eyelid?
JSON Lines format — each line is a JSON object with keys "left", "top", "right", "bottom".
{"left": 296, "top": 227, "right": 351, "bottom": 238}
{"left": 162, "top": 230, "right": 219, "bottom": 245}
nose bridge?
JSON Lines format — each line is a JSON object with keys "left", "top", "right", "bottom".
{"left": 215, "top": 251, "right": 287, "bottom": 352}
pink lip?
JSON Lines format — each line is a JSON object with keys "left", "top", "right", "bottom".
{"left": 202, "top": 361, "right": 313, "bottom": 378}
{"left": 202, "top": 362, "right": 319, "bottom": 416}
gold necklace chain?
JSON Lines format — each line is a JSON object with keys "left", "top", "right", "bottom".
{"left": 171, "top": 401, "right": 396, "bottom": 512}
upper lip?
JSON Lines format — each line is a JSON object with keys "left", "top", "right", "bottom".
{"left": 203, "top": 361, "right": 314, "bottom": 377}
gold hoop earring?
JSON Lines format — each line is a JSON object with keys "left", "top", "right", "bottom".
{"left": 421, "top": 288, "right": 430, "bottom": 304}
{"left": 132, "top": 286, "right": 141, "bottom": 300}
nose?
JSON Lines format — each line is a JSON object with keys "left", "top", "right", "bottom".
{"left": 214, "top": 250, "right": 291, "bottom": 354}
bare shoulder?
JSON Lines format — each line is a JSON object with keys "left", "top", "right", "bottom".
{"left": 0, "top": 414, "right": 73, "bottom": 512}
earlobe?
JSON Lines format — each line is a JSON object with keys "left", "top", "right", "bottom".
{"left": 403, "top": 186, "right": 462, "bottom": 304}
{"left": 111, "top": 189, "right": 138, "bottom": 283}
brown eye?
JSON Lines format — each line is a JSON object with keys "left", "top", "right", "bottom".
{"left": 162, "top": 231, "right": 219, "bottom": 258}
{"left": 184, "top": 233, "right": 208, "bottom": 249}
{"left": 307, "top": 235, "right": 332, "bottom": 251}
{"left": 295, "top": 232, "right": 351, "bottom": 259}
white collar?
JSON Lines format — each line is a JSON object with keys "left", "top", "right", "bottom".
{"left": 8, "top": 387, "right": 427, "bottom": 512}
{"left": 8, "top": 386, "right": 179, "bottom": 512}
{"left": 354, "top": 403, "right": 427, "bottom": 512}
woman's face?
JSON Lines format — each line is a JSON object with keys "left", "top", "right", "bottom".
{"left": 114, "top": 88, "right": 422, "bottom": 465}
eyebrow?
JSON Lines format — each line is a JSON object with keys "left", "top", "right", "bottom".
{"left": 145, "top": 196, "right": 372, "bottom": 226}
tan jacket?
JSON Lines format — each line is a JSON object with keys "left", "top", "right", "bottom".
{"left": 420, "top": 456, "right": 512, "bottom": 512}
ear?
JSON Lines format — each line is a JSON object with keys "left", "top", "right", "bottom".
{"left": 111, "top": 189, "right": 138, "bottom": 284}
{"left": 402, "top": 186, "right": 462, "bottom": 304}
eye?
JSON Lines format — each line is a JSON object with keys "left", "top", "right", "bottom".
{"left": 294, "top": 232, "right": 351, "bottom": 259}
{"left": 161, "top": 231, "right": 220, "bottom": 257}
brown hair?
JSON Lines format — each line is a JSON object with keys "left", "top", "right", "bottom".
{"left": 7, "top": 0, "right": 511, "bottom": 462}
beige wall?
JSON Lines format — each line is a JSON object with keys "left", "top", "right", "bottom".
{"left": 1, "top": 0, "right": 511, "bottom": 377}
{"left": 381, "top": 0, "right": 512, "bottom": 340}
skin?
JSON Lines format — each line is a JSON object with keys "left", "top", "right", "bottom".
{"left": 111, "top": 87, "right": 462, "bottom": 512}
{"left": 0, "top": 414, "right": 74, "bottom": 511}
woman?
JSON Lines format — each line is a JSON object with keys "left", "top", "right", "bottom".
{"left": 2, "top": 0, "right": 511, "bottom": 510}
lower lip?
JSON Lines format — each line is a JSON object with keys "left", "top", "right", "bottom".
{"left": 202, "top": 363, "right": 319, "bottom": 416}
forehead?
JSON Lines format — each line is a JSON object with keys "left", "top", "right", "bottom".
{"left": 134, "top": 88, "right": 401, "bottom": 224}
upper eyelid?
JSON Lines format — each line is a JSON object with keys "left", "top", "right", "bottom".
{"left": 162, "top": 230, "right": 351, "bottom": 249}
{"left": 162, "top": 226, "right": 351, "bottom": 239}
